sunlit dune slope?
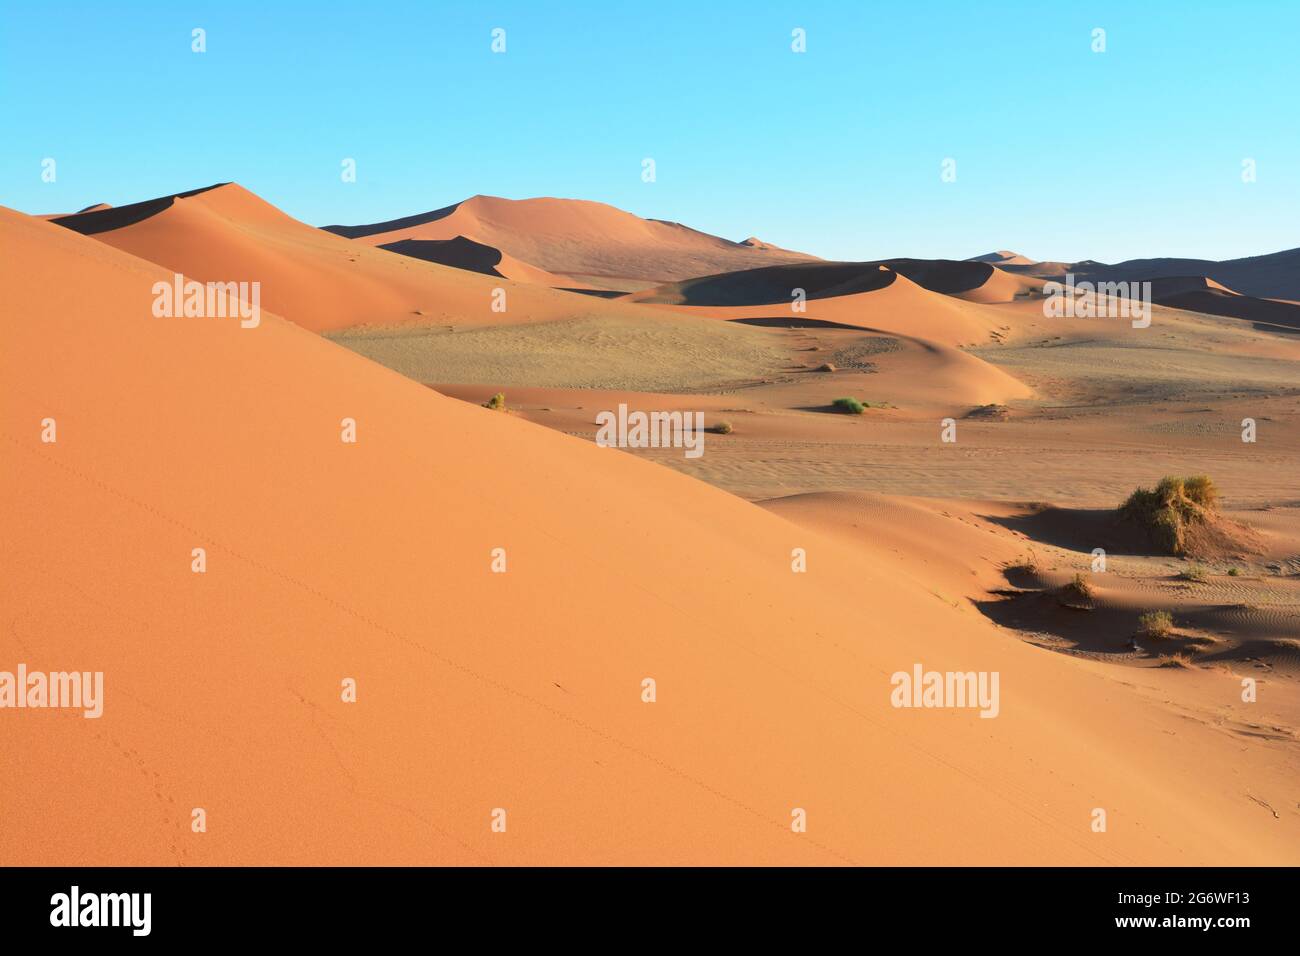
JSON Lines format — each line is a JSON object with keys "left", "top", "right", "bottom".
{"left": 323, "top": 194, "right": 819, "bottom": 288}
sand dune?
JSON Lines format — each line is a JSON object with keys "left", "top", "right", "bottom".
{"left": 1148, "top": 277, "right": 1300, "bottom": 332}
{"left": 631, "top": 258, "right": 1039, "bottom": 308}
{"left": 967, "top": 250, "right": 1037, "bottom": 267}
{"left": 374, "top": 235, "right": 584, "bottom": 288}
{"left": 45, "top": 182, "right": 703, "bottom": 334}
{"left": 324, "top": 194, "right": 819, "bottom": 289}
{"left": 993, "top": 248, "right": 1300, "bottom": 301}
{"left": 6, "top": 204, "right": 1297, "bottom": 864}
{"left": 628, "top": 261, "right": 898, "bottom": 306}
{"left": 38, "top": 201, "right": 113, "bottom": 221}
{"left": 666, "top": 268, "right": 1018, "bottom": 348}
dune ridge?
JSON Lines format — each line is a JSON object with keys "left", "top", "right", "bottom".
{"left": 324, "top": 194, "right": 820, "bottom": 288}
{"left": 46, "top": 183, "right": 717, "bottom": 333}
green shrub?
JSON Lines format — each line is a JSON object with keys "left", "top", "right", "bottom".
{"left": 832, "top": 397, "right": 867, "bottom": 415}
{"left": 1177, "top": 565, "right": 1208, "bottom": 582}
{"left": 483, "top": 392, "right": 506, "bottom": 411}
{"left": 710, "top": 421, "right": 733, "bottom": 435}
{"left": 1137, "top": 610, "right": 1174, "bottom": 639}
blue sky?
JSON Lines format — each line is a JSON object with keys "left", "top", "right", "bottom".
{"left": 2, "top": 0, "right": 1296, "bottom": 262}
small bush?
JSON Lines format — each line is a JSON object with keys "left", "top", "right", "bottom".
{"left": 832, "top": 397, "right": 867, "bottom": 415}
{"left": 1120, "top": 475, "right": 1220, "bottom": 555}
{"left": 1183, "top": 475, "right": 1219, "bottom": 509}
{"left": 1157, "top": 653, "right": 1194, "bottom": 669}
{"left": 1177, "top": 565, "right": 1208, "bottom": 582}
{"left": 1007, "top": 551, "right": 1039, "bottom": 574}
{"left": 483, "top": 392, "right": 506, "bottom": 411}
{"left": 1137, "top": 610, "right": 1174, "bottom": 639}
{"left": 816, "top": 362, "right": 836, "bottom": 372}
{"left": 1061, "top": 572, "right": 1094, "bottom": 602}
{"left": 709, "top": 421, "right": 733, "bottom": 435}
{"left": 1227, "top": 567, "right": 1241, "bottom": 577}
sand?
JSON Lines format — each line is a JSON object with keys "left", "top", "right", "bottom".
{"left": 7, "top": 182, "right": 1299, "bottom": 867}
{"left": 324, "top": 194, "right": 820, "bottom": 290}
{"left": 48, "top": 183, "right": 707, "bottom": 334}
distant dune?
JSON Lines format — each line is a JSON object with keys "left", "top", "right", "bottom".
{"left": 323, "top": 194, "right": 819, "bottom": 290}
{"left": 966, "top": 250, "right": 1036, "bottom": 267}
{"left": 630, "top": 257, "right": 1038, "bottom": 308}
{"left": 44, "top": 182, "right": 700, "bottom": 333}
{"left": 982, "top": 248, "right": 1300, "bottom": 301}
{"left": 375, "top": 235, "right": 585, "bottom": 287}
{"left": 1149, "top": 277, "right": 1300, "bottom": 332}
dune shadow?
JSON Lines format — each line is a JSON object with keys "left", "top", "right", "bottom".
{"left": 981, "top": 506, "right": 1153, "bottom": 556}
{"left": 974, "top": 592, "right": 1138, "bottom": 654}
{"left": 882, "top": 258, "right": 994, "bottom": 295}
{"left": 728, "top": 316, "right": 869, "bottom": 331}
{"left": 793, "top": 404, "right": 871, "bottom": 415}
{"left": 51, "top": 183, "right": 228, "bottom": 235}
{"left": 379, "top": 236, "right": 505, "bottom": 277}
{"left": 323, "top": 200, "right": 462, "bottom": 239}
{"left": 1158, "top": 289, "right": 1300, "bottom": 331}
{"left": 640, "top": 261, "right": 896, "bottom": 306}
{"left": 558, "top": 287, "right": 627, "bottom": 299}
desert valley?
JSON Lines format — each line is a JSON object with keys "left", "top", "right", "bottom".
{"left": 3, "top": 180, "right": 1298, "bottom": 867}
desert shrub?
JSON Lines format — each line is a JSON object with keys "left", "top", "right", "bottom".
{"left": 832, "top": 397, "right": 866, "bottom": 415}
{"left": 1227, "top": 567, "right": 1241, "bottom": 577}
{"left": 710, "top": 421, "right": 734, "bottom": 435}
{"left": 1177, "top": 565, "right": 1208, "bottom": 582}
{"left": 1120, "top": 475, "right": 1220, "bottom": 555}
{"left": 483, "top": 392, "right": 506, "bottom": 411}
{"left": 1060, "top": 572, "right": 1094, "bottom": 601}
{"left": 1183, "top": 475, "right": 1219, "bottom": 509}
{"left": 1007, "top": 551, "right": 1038, "bottom": 574}
{"left": 964, "top": 403, "right": 1011, "bottom": 421}
{"left": 816, "top": 362, "right": 836, "bottom": 372}
{"left": 1157, "top": 653, "right": 1193, "bottom": 669}
{"left": 1137, "top": 609, "right": 1174, "bottom": 639}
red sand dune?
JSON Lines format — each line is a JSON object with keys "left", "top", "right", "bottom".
{"left": 46, "top": 183, "right": 691, "bottom": 333}
{"left": 641, "top": 265, "right": 1016, "bottom": 348}
{"left": 967, "top": 250, "right": 1037, "bottom": 267}
{"left": 374, "top": 235, "right": 587, "bottom": 288}
{"left": 986, "top": 248, "right": 1300, "bottom": 301}
{"left": 323, "top": 194, "right": 819, "bottom": 288}
{"left": 1149, "top": 276, "right": 1300, "bottom": 331}
{"left": 630, "top": 258, "right": 1039, "bottom": 309}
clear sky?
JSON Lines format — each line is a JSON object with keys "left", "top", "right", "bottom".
{"left": 2, "top": 0, "right": 1296, "bottom": 262}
